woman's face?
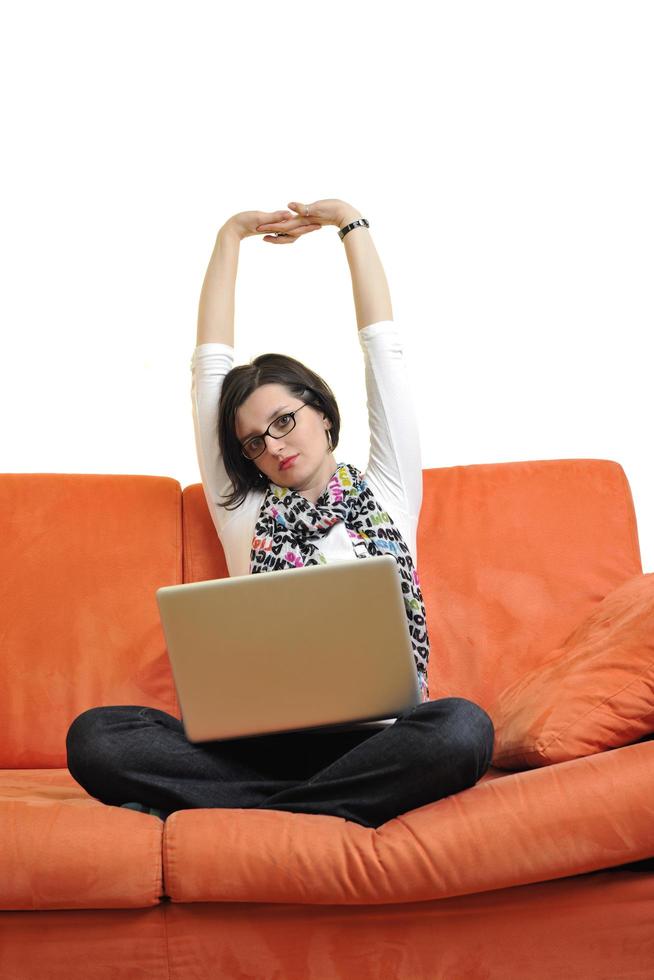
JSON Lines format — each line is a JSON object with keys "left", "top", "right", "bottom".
{"left": 234, "top": 383, "right": 334, "bottom": 493}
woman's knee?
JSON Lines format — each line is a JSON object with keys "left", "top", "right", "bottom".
{"left": 447, "top": 697, "right": 495, "bottom": 773}
{"left": 416, "top": 696, "right": 495, "bottom": 772}
{"left": 65, "top": 705, "right": 143, "bottom": 782}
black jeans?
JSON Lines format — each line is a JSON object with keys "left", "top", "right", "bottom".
{"left": 66, "top": 697, "right": 495, "bottom": 829}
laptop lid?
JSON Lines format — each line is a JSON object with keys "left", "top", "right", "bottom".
{"left": 156, "top": 554, "right": 421, "bottom": 742}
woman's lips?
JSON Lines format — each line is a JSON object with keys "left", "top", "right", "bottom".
{"left": 280, "top": 454, "right": 299, "bottom": 470}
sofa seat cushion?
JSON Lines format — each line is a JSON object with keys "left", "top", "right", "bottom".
{"left": 0, "top": 769, "right": 164, "bottom": 910}
{"left": 490, "top": 572, "right": 654, "bottom": 769}
{"left": 161, "top": 740, "right": 654, "bottom": 905}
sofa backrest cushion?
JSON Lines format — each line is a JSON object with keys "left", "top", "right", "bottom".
{"left": 415, "top": 459, "right": 642, "bottom": 709}
{"left": 1, "top": 474, "right": 183, "bottom": 768}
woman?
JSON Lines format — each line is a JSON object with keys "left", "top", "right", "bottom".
{"left": 66, "top": 198, "right": 494, "bottom": 829}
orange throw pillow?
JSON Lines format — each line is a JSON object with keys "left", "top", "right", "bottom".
{"left": 490, "top": 572, "right": 654, "bottom": 770}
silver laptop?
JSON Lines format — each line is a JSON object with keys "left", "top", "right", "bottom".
{"left": 155, "top": 554, "right": 421, "bottom": 742}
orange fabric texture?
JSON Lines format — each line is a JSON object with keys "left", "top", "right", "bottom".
{"left": 0, "top": 474, "right": 183, "bottom": 768}
{"left": 415, "top": 459, "right": 642, "bottom": 709}
{"left": 1, "top": 872, "right": 653, "bottom": 979}
{"left": 0, "top": 769, "right": 164, "bottom": 910}
{"left": 159, "top": 873, "right": 654, "bottom": 980}
{"left": 491, "top": 572, "right": 654, "bottom": 769}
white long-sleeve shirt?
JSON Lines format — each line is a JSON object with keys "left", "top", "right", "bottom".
{"left": 190, "top": 320, "right": 426, "bottom": 727}
{"left": 190, "top": 320, "right": 423, "bottom": 577}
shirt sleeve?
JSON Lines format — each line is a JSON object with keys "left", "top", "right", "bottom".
{"left": 357, "top": 320, "right": 423, "bottom": 519}
{"left": 190, "top": 342, "right": 237, "bottom": 538}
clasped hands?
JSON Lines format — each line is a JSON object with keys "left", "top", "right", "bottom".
{"left": 226, "top": 199, "right": 360, "bottom": 244}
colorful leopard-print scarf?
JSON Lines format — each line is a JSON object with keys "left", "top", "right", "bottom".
{"left": 249, "top": 461, "right": 430, "bottom": 701}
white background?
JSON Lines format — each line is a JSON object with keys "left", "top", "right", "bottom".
{"left": 2, "top": 1, "right": 652, "bottom": 571}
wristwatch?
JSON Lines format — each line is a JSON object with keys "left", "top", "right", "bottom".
{"left": 338, "top": 218, "right": 370, "bottom": 241}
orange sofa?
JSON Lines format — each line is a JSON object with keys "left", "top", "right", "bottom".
{"left": 2, "top": 459, "right": 653, "bottom": 979}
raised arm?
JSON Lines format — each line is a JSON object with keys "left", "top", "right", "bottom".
{"left": 196, "top": 223, "right": 239, "bottom": 347}
{"left": 335, "top": 203, "right": 394, "bottom": 331}
{"left": 192, "top": 210, "right": 323, "bottom": 552}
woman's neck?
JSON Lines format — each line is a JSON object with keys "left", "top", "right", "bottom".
{"left": 278, "top": 454, "right": 338, "bottom": 505}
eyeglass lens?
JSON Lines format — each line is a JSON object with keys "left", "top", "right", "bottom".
{"left": 243, "top": 412, "right": 296, "bottom": 459}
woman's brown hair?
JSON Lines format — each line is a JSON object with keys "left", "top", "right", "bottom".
{"left": 216, "top": 352, "right": 341, "bottom": 511}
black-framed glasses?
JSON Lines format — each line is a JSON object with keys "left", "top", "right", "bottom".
{"left": 240, "top": 402, "right": 311, "bottom": 461}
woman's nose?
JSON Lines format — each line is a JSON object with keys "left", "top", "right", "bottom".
{"left": 265, "top": 434, "right": 285, "bottom": 455}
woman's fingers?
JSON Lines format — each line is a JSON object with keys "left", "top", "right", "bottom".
{"left": 288, "top": 202, "right": 317, "bottom": 217}
{"left": 254, "top": 210, "right": 293, "bottom": 228}
{"left": 261, "top": 223, "right": 322, "bottom": 244}
{"left": 287, "top": 200, "right": 345, "bottom": 227}
{"left": 263, "top": 222, "right": 322, "bottom": 234}
{"left": 255, "top": 205, "right": 324, "bottom": 244}
{"left": 256, "top": 216, "right": 311, "bottom": 231}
